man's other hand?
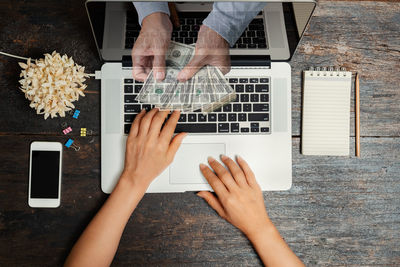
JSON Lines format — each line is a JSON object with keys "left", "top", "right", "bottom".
{"left": 177, "top": 25, "right": 230, "bottom": 82}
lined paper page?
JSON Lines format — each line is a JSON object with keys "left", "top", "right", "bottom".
{"left": 302, "top": 71, "right": 352, "bottom": 156}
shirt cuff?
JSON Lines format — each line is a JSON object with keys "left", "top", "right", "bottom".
{"left": 133, "top": 2, "right": 170, "bottom": 25}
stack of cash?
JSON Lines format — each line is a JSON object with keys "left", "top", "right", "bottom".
{"left": 135, "top": 41, "right": 236, "bottom": 113}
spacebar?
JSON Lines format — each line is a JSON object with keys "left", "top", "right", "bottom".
{"left": 175, "top": 123, "right": 217, "bottom": 133}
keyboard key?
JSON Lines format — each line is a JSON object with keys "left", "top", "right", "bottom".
{"left": 135, "top": 85, "right": 142, "bottom": 93}
{"left": 235, "top": 84, "right": 244, "bottom": 92}
{"left": 176, "top": 123, "right": 217, "bottom": 133}
{"left": 184, "top": 37, "right": 193, "bottom": 44}
{"left": 231, "top": 123, "right": 240, "bottom": 133}
{"left": 260, "top": 94, "right": 269, "bottom": 102}
{"left": 238, "top": 44, "right": 247, "bottom": 48}
{"left": 240, "top": 94, "right": 249, "bottom": 102}
{"left": 229, "top": 78, "right": 238, "bottom": 83}
{"left": 251, "top": 127, "right": 259, "bottom": 132}
{"left": 255, "top": 84, "right": 269, "bottom": 92}
{"left": 124, "top": 79, "right": 133, "bottom": 84}
{"left": 214, "top": 107, "right": 222, "bottom": 113}
{"left": 238, "top": 113, "right": 247, "bottom": 121}
{"left": 261, "top": 127, "right": 269, "bottom": 132}
{"left": 218, "top": 123, "right": 229, "bottom": 133}
{"left": 243, "top": 104, "right": 252, "bottom": 112}
{"left": 198, "top": 114, "right": 207, "bottom": 122}
{"left": 176, "top": 37, "right": 183, "bottom": 43}
{"left": 247, "top": 31, "right": 256, "bottom": 37}
{"left": 241, "top": 127, "right": 249, "bottom": 133}
{"left": 189, "top": 31, "right": 197, "bottom": 38}
{"left": 258, "top": 43, "right": 267, "bottom": 49}
{"left": 187, "top": 18, "right": 194, "bottom": 24}
{"left": 245, "top": 84, "right": 254, "bottom": 92}
{"left": 188, "top": 114, "right": 197, "bottom": 122}
{"left": 125, "top": 95, "right": 137, "bottom": 103}
{"left": 248, "top": 43, "right": 257, "bottom": 49}
{"left": 124, "top": 124, "right": 131, "bottom": 134}
{"left": 239, "top": 78, "right": 248, "bottom": 83}
{"left": 193, "top": 24, "right": 201, "bottom": 30}
{"left": 243, "top": 37, "right": 251, "bottom": 44}
{"left": 253, "top": 104, "right": 269, "bottom": 111}
{"left": 125, "top": 104, "right": 141, "bottom": 113}
{"left": 250, "top": 94, "right": 259, "bottom": 102}
{"left": 223, "top": 104, "right": 232, "bottom": 112}
{"left": 182, "top": 25, "right": 190, "bottom": 31}
{"left": 260, "top": 78, "right": 269, "bottom": 83}
{"left": 228, "top": 113, "right": 237, "bottom": 121}
{"left": 257, "top": 30, "right": 265, "bottom": 37}
{"left": 233, "top": 94, "right": 239, "bottom": 102}
{"left": 143, "top": 104, "right": 151, "bottom": 111}
{"left": 233, "top": 104, "right": 242, "bottom": 112}
{"left": 179, "top": 114, "right": 187, "bottom": 122}
{"left": 251, "top": 122, "right": 259, "bottom": 128}
{"left": 124, "top": 85, "right": 133, "bottom": 93}
{"left": 248, "top": 113, "right": 269, "bottom": 121}
{"left": 172, "top": 31, "right": 178, "bottom": 37}
{"left": 208, "top": 113, "right": 217, "bottom": 122}
{"left": 218, "top": 113, "right": 227, "bottom": 121}
{"left": 125, "top": 114, "right": 136, "bottom": 123}
{"left": 250, "top": 78, "right": 259, "bottom": 83}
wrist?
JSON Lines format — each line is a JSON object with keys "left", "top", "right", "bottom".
{"left": 119, "top": 172, "right": 150, "bottom": 194}
{"left": 245, "top": 219, "right": 276, "bottom": 242}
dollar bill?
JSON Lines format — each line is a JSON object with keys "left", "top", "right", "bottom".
{"left": 136, "top": 41, "right": 235, "bottom": 113}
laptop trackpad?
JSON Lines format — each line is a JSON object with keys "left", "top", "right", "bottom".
{"left": 170, "top": 143, "right": 226, "bottom": 184}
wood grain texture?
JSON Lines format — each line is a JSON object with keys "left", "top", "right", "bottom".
{"left": 0, "top": 0, "right": 399, "bottom": 266}
{"left": 291, "top": 0, "right": 400, "bottom": 137}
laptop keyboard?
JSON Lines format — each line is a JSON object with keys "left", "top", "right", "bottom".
{"left": 123, "top": 77, "right": 271, "bottom": 135}
{"left": 125, "top": 12, "right": 268, "bottom": 49}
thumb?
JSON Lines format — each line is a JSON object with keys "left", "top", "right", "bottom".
{"left": 167, "top": 132, "right": 187, "bottom": 160}
{"left": 153, "top": 53, "right": 166, "bottom": 82}
{"left": 177, "top": 56, "right": 204, "bottom": 82}
{"left": 197, "top": 191, "right": 227, "bottom": 219}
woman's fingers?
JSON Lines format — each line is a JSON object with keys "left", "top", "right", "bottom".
{"left": 137, "top": 108, "right": 159, "bottom": 137}
{"left": 160, "top": 110, "right": 181, "bottom": 142}
{"left": 199, "top": 163, "right": 228, "bottom": 196}
{"left": 128, "top": 109, "right": 146, "bottom": 137}
{"left": 197, "top": 191, "right": 226, "bottom": 219}
{"left": 148, "top": 110, "right": 169, "bottom": 138}
{"left": 220, "top": 155, "right": 248, "bottom": 187}
{"left": 236, "top": 156, "right": 259, "bottom": 188}
{"left": 208, "top": 157, "right": 239, "bottom": 192}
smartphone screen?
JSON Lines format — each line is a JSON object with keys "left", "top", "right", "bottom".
{"left": 30, "top": 151, "right": 60, "bottom": 199}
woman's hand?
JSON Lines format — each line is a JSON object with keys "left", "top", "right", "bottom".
{"left": 197, "top": 155, "right": 271, "bottom": 238}
{"left": 122, "top": 108, "right": 186, "bottom": 189}
{"left": 131, "top": 12, "right": 173, "bottom": 82}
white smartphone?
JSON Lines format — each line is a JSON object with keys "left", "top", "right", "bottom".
{"left": 28, "top": 141, "right": 63, "bottom": 208}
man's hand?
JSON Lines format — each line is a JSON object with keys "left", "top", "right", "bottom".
{"left": 123, "top": 109, "right": 186, "bottom": 189}
{"left": 197, "top": 155, "right": 271, "bottom": 238}
{"left": 177, "top": 25, "right": 230, "bottom": 82}
{"left": 131, "top": 12, "right": 172, "bottom": 82}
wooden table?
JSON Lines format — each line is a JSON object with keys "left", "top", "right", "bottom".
{"left": 0, "top": 1, "right": 399, "bottom": 266}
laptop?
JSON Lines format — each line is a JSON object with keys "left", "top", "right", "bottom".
{"left": 85, "top": 0, "right": 316, "bottom": 193}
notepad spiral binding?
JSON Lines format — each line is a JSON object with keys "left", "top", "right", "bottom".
{"left": 307, "top": 66, "right": 349, "bottom": 77}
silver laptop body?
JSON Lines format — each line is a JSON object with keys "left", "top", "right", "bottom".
{"left": 85, "top": 0, "right": 316, "bottom": 193}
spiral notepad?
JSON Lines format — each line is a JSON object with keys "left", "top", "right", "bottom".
{"left": 302, "top": 67, "right": 352, "bottom": 156}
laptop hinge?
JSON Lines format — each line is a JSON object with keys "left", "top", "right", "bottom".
{"left": 230, "top": 55, "right": 271, "bottom": 68}
{"left": 122, "top": 55, "right": 132, "bottom": 68}
{"left": 122, "top": 55, "right": 271, "bottom": 68}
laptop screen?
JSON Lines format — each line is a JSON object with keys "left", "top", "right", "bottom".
{"left": 86, "top": 1, "right": 315, "bottom": 62}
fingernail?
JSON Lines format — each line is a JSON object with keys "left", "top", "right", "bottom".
{"left": 199, "top": 163, "right": 207, "bottom": 170}
{"left": 155, "top": 71, "right": 164, "bottom": 81}
{"left": 207, "top": 156, "right": 215, "bottom": 163}
{"left": 236, "top": 155, "right": 243, "bottom": 161}
{"left": 220, "top": 154, "right": 228, "bottom": 160}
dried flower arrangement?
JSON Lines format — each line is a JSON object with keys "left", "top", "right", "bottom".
{"left": 18, "top": 51, "right": 89, "bottom": 119}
